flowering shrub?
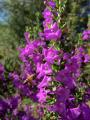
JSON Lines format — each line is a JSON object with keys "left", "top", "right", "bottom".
{"left": 0, "top": 0, "right": 90, "bottom": 120}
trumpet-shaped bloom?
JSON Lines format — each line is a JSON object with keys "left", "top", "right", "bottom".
{"left": 36, "top": 62, "right": 52, "bottom": 79}
{"left": 43, "top": 47, "right": 59, "bottom": 64}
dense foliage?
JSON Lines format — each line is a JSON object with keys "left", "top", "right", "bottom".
{"left": 0, "top": 0, "right": 43, "bottom": 64}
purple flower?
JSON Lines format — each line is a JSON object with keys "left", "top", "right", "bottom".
{"left": 80, "top": 103, "right": 90, "bottom": 120}
{"left": 56, "top": 69, "right": 76, "bottom": 89}
{"left": 43, "top": 18, "right": 53, "bottom": 29}
{"left": 21, "top": 116, "right": 30, "bottom": 120}
{"left": 37, "top": 88, "right": 49, "bottom": 103}
{"left": 65, "top": 58, "right": 79, "bottom": 73}
{"left": 9, "top": 72, "right": 21, "bottom": 88}
{"left": 44, "top": 29, "right": 62, "bottom": 40}
{"left": 67, "top": 106, "right": 81, "bottom": 120}
{"left": 20, "top": 63, "right": 34, "bottom": 80}
{"left": 42, "top": 8, "right": 53, "bottom": 19}
{"left": 44, "top": 22, "right": 62, "bottom": 40}
{"left": 33, "top": 39, "right": 46, "bottom": 48}
{"left": 84, "top": 54, "right": 90, "bottom": 63}
{"left": 55, "top": 87, "right": 70, "bottom": 103}
{"left": 63, "top": 53, "right": 70, "bottom": 60}
{"left": 50, "top": 102, "right": 66, "bottom": 116}
{"left": 82, "top": 30, "right": 90, "bottom": 40}
{"left": 38, "top": 76, "right": 51, "bottom": 88}
{"left": 19, "top": 43, "right": 35, "bottom": 62}
{"left": 43, "top": 47, "right": 59, "bottom": 64}
{"left": 32, "top": 53, "right": 43, "bottom": 65}
{"left": 0, "top": 99, "right": 9, "bottom": 117}
{"left": 24, "top": 32, "right": 30, "bottom": 43}
{"left": 9, "top": 96, "right": 20, "bottom": 109}
{"left": 49, "top": 87, "right": 70, "bottom": 116}
{"left": 44, "top": 22, "right": 58, "bottom": 32}
{"left": 36, "top": 62, "right": 52, "bottom": 79}
{"left": 23, "top": 43, "right": 35, "bottom": 56}
{"left": 48, "top": 1, "right": 56, "bottom": 8}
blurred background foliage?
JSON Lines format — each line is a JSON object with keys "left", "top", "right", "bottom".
{"left": 60, "top": 0, "right": 90, "bottom": 51}
{"left": 0, "top": 0, "right": 44, "bottom": 68}
{"left": 0, "top": 0, "right": 90, "bottom": 69}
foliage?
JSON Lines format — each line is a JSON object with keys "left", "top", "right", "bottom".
{"left": 0, "top": 0, "right": 43, "bottom": 65}
{"left": 0, "top": 24, "right": 18, "bottom": 64}
{"left": 5, "top": 0, "right": 44, "bottom": 40}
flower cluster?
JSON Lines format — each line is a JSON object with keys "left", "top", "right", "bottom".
{"left": 0, "top": 0, "right": 90, "bottom": 119}
{"left": 41, "top": 0, "right": 62, "bottom": 41}
{"left": 0, "top": 95, "right": 39, "bottom": 119}
{"left": 82, "top": 30, "right": 90, "bottom": 40}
